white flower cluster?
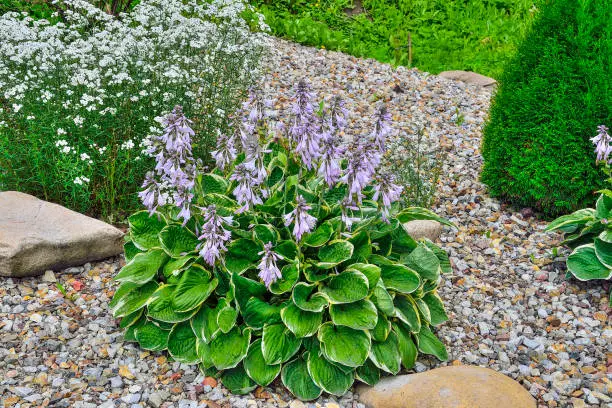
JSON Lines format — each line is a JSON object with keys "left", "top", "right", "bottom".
{"left": 0, "top": 0, "right": 268, "bottom": 181}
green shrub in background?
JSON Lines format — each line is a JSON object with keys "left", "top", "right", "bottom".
{"left": 250, "top": 0, "right": 537, "bottom": 78}
{"left": 481, "top": 0, "right": 612, "bottom": 216}
{"left": 0, "top": 0, "right": 56, "bottom": 19}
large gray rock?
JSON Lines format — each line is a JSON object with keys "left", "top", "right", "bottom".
{"left": 403, "top": 220, "right": 442, "bottom": 242}
{"left": 357, "top": 366, "right": 536, "bottom": 408}
{"left": 438, "top": 70, "right": 497, "bottom": 88}
{"left": 0, "top": 191, "right": 124, "bottom": 277}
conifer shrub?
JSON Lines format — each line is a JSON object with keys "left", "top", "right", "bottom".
{"left": 481, "top": 0, "right": 611, "bottom": 215}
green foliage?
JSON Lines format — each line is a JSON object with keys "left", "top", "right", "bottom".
{"left": 0, "top": 1, "right": 56, "bottom": 20}
{"left": 547, "top": 192, "right": 612, "bottom": 305}
{"left": 481, "top": 0, "right": 612, "bottom": 215}
{"left": 111, "top": 141, "right": 453, "bottom": 400}
{"left": 250, "top": 0, "right": 537, "bottom": 78}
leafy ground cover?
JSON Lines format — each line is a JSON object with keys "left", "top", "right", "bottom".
{"left": 250, "top": 0, "right": 537, "bottom": 78}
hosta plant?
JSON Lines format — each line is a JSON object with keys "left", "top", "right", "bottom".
{"left": 547, "top": 125, "right": 612, "bottom": 305}
{"left": 111, "top": 82, "right": 454, "bottom": 399}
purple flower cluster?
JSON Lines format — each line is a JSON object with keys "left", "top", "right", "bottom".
{"left": 230, "top": 163, "right": 263, "bottom": 213}
{"left": 290, "top": 81, "right": 322, "bottom": 169}
{"left": 592, "top": 125, "right": 612, "bottom": 162}
{"left": 342, "top": 140, "right": 381, "bottom": 205}
{"left": 257, "top": 242, "right": 283, "bottom": 287}
{"left": 140, "top": 106, "right": 197, "bottom": 223}
{"left": 197, "top": 205, "right": 233, "bottom": 266}
{"left": 373, "top": 171, "right": 403, "bottom": 221}
{"left": 371, "top": 104, "right": 392, "bottom": 152}
{"left": 211, "top": 130, "right": 237, "bottom": 171}
{"left": 318, "top": 133, "right": 345, "bottom": 188}
{"left": 284, "top": 195, "right": 317, "bottom": 241}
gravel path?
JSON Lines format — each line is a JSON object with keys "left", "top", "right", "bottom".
{"left": 1, "top": 38, "right": 610, "bottom": 408}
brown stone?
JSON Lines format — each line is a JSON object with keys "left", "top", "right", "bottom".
{"left": 403, "top": 220, "right": 442, "bottom": 242}
{"left": 0, "top": 191, "right": 123, "bottom": 277}
{"left": 438, "top": 70, "right": 497, "bottom": 88}
{"left": 357, "top": 365, "right": 536, "bottom": 408}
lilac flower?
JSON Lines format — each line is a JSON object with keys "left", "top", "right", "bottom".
{"left": 197, "top": 205, "right": 233, "bottom": 266}
{"left": 283, "top": 195, "right": 317, "bottom": 241}
{"left": 230, "top": 163, "right": 263, "bottom": 213}
{"left": 244, "top": 138, "right": 270, "bottom": 184}
{"left": 139, "top": 171, "right": 168, "bottom": 214}
{"left": 211, "top": 131, "right": 237, "bottom": 171}
{"left": 342, "top": 141, "right": 381, "bottom": 204}
{"left": 290, "top": 80, "right": 322, "bottom": 169}
{"left": 318, "top": 133, "right": 345, "bottom": 188}
{"left": 340, "top": 197, "right": 360, "bottom": 231}
{"left": 141, "top": 106, "right": 196, "bottom": 224}
{"left": 324, "top": 95, "right": 349, "bottom": 132}
{"left": 592, "top": 125, "right": 612, "bottom": 162}
{"left": 373, "top": 171, "right": 403, "bottom": 221}
{"left": 371, "top": 104, "right": 392, "bottom": 152}
{"left": 257, "top": 242, "right": 283, "bottom": 288}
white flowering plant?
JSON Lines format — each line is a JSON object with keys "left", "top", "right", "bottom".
{"left": 110, "top": 83, "right": 454, "bottom": 399}
{"left": 547, "top": 125, "right": 612, "bottom": 305}
{"left": 0, "top": 0, "right": 267, "bottom": 217}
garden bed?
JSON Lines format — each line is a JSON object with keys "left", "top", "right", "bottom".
{"left": 0, "top": 38, "right": 610, "bottom": 408}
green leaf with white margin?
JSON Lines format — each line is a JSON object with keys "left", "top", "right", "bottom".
{"left": 159, "top": 225, "right": 199, "bottom": 258}
{"left": 173, "top": 265, "right": 218, "bottom": 312}
{"left": 111, "top": 281, "right": 159, "bottom": 318}
{"left": 371, "top": 313, "right": 391, "bottom": 342}
{"left": 147, "top": 285, "right": 199, "bottom": 323}
{"left": 401, "top": 243, "right": 440, "bottom": 281}
{"left": 307, "top": 350, "right": 355, "bottom": 396}
{"left": 422, "top": 292, "right": 448, "bottom": 326}
{"left": 196, "top": 338, "right": 214, "bottom": 368}
{"left": 190, "top": 303, "right": 219, "bottom": 343}
{"left": 380, "top": 263, "right": 421, "bottom": 294}
{"left": 119, "top": 309, "right": 143, "bottom": 329}
{"left": 253, "top": 224, "right": 279, "bottom": 244}
{"left": 231, "top": 273, "right": 267, "bottom": 311}
{"left": 596, "top": 193, "right": 612, "bottom": 219}
{"left": 167, "top": 321, "right": 199, "bottom": 364}
{"left": 369, "top": 331, "right": 401, "bottom": 374}
{"left": 346, "top": 263, "right": 381, "bottom": 289}
{"left": 128, "top": 211, "right": 167, "bottom": 250}
{"left": 201, "top": 173, "right": 228, "bottom": 194}
{"left": 599, "top": 229, "right": 612, "bottom": 243}
{"left": 282, "top": 357, "right": 322, "bottom": 401}
{"left": 217, "top": 304, "right": 238, "bottom": 333}
{"left": 303, "top": 221, "right": 334, "bottom": 247}
{"left": 317, "top": 322, "right": 370, "bottom": 368}
{"left": 275, "top": 240, "right": 298, "bottom": 260}
{"left": 162, "top": 255, "right": 195, "bottom": 278}
{"left": 124, "top": 241, "right": 142, "bottom": 263}
{"left": 209, "top": 327, "right": 251, "bottom": 370}
{"left": 292, "top": 282, "right": 328, "bottom": 312}
{"left": 356, "top": 359, "right": 381, "bottom": 386}
{"left": 281, "top": 303, "right": 323, "bottom": 338}
{"left": 393, "top": 321, "right": 418, "bottom": 369}
{"left": 371, "top": 280, "right": 394, "bottom": 316}
{"left": 320, "top": 270, "right": 369, "bottom": 304}
{"left": 224, "top": 239, "right": 262, "bottom": 274}
{"left": 417, "top": 325, "right": 448, "bottom": 361}
{"left": 422, "top": 239, "right": 452, "bottom": 274}
{"left": 269, "top": 264, "right": 299, "bottom": 295}
{"left": 243, "top": 339, "right": 281, "bottom": 386}
{"left": 242, "top": 297, "right": 283, "bottom": 329}
{"left": 567, "top": 244, "right": 612, "bottom": 281}
{"left": 393, "top": 295, "right": 421, "bottom": 333}
{"left": 109, "top": 282, "right": 139, "bottom": 310}
{"left": 546, "top": 208, "right": 596, "bottom": 233}
{"left": 594, "top": 238, "right": 612, "bottom": 269}
{"left": 414, "top": 297, "right": 431, "bottom": 324}
{"left": 221, "top": 365, "right": 257, "bottom": 395}
{"left": 114, "top": 249, "right": 168, "bottom": 284}
{"left": 329, "top": 299, "right": 378, "bottom": 330}
{"left": 135, "top": 322, "right": 169, "bottom": 351}
{"left": 262, "top": 323, "right": 302, "bottom": 365}
{"left": 317, "top": 240, "right": 354, "bottom": 268}
{"left": 396, "top": 207, "right": 455, "bottom": 228}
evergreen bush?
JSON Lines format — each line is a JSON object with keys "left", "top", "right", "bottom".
{"left": 481, "top": 0, "right": 611, "bottom": 215}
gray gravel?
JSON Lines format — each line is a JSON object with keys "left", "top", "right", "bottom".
{"left": 1, "top": 37, "right": 610, "bottom": 408}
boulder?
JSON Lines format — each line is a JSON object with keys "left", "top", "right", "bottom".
{"left": 438, "top": 70, "right": 497, "bottom": 88}
{"left": 403, "top": 220, "right": 442, "bottom": 242}
{"left": 0, "top": 191, "right": 124, "bottom": 277}
{"left": 357, "top": 365, "right": 536, "bottom": 408}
